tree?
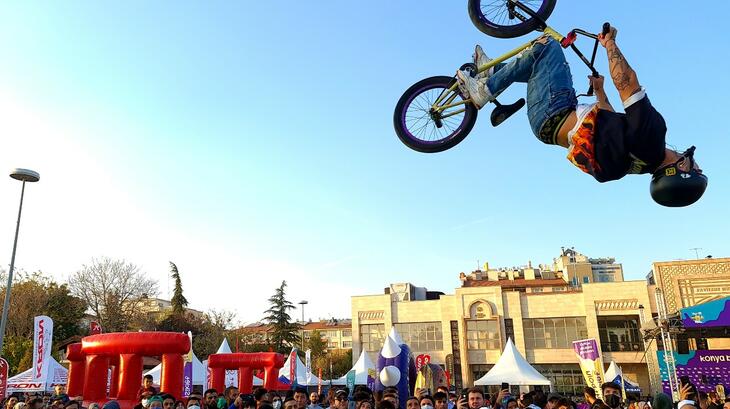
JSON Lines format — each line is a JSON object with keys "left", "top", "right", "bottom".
{"left": 68, "top": 257, "right": 158, "bottom": 332}
{"left": 312, "top": 348, "right": 352, "bottom": 380}
{"left": 263, "top": 281, "right": 300, "bottom": 353}
{"left": 192, "top": 310, "right": 238, "bottom": 359}
{"left": 0, "top": 272, "right": 86, "bottom": 374}
{"left": 169, "top": 262, "right": 188, "bottom": 314}
{"left": 306, "top": 330, "right": 328, "bottom": 360}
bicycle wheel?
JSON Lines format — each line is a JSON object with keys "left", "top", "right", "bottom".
{"left": 394, "top": 76, "right": 478, "bottom": 153}
{"left": 468, "top": 0, "right": 557, "bottom": 38}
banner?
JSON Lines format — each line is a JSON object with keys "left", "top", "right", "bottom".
{"left": 318, "top": 368, "right": 322, "bottom": 395}
{"left": 89, "top": 321, "right": 102, "bottom": 335}
{"left": 305, "top": 349, "right": 312, "bottom": 385}
{"left": 32, "top": 316, "right": 54, "bottom": 385}
{"left": 346, "top": 370, "right": 356, "bottom": 397}
{"left": 658, "top": 350, "right": 730, "bottom": 394}
{"left": 0, "top": 358, "right": 8, "bottom": 398}
{"left": 290, "top": 349, "right": 298, "bottom": 388}
{"left": 573, "top": 339, "right": 605, "bottom": 399}
{"left": 183, "top": 331, "right": 194, "bottom": 397}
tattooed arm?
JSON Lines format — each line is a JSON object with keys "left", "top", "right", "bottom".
{"left": 599, "top": 27, "right": 642, "bottom": 103}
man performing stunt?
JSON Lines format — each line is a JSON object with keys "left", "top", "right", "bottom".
{"left": 455, "top": 25, "right": 708, "bottom": 207}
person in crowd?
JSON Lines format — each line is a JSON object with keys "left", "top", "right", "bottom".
{"left": 149, "top": 396, "right": 164, "bottom": 409}
{"left": 204, "top": 390, "right": 219, "bottom": 409}
{"left": 25, "top": 399, "right": 43, "bottom": 409}
{"left": 406, "top": 397, "right": 420, "bottom": 409}
{"left": 187, "top": 397, "right": 202, "bottom": 409}
{"left": 309, "top": 392, "right": 322, "bottom": 409}
{"left": 102, "top": 402, "right": 121, "bottom": 409}
{"left": 4, "top": 397, "right": 19, "bottom": 409}
{"left": 678, "top": 384, "right": 698, "bottom": 409}
{"left": 382, "top": 394, "right": 399, "bottom": 409}
{"left": 64, "top": 400, "right": 80, "bottom": 409}
{"left": 161, "top": 395, "right": 176, "bottom": 409}
{"left": 707, "top": 393, "right": 721, "bottom": 409}
{"left": 52, "top": 386, "right": 70, "bottom": 405}
{"left": 253, "top": 389, "right": 269, "bottom": 409}
{"left": 547, "top": 395, "right": 562, "bottom": 409}
{"left": 137, "top": 376, "right": 158, "bottom": 402}
{"left": 292, "top": 388, "right": 308, "bottom": 409}
{"left": 554, "top": 398, "right": 573, "bottom": 409}
{"left": 600, "top": 383, "right": 623, "bottom": 409}
{"left": 334, "top": 391, "right": 349, "bottom": 409}
{"left": 505, "top": 399, "right": 518, "bottom": 409}
{"left": 583, "top": 387, "right": 608, "bottom": 409}
{"left": 377, "top": 401, "right": 396, "bottom": 409}
{"left": 433, "top": 392, "right": 448, "bottom": 409}
{"left": 88, "top": 403, "right": 101, "bottom": 409}
{"left": 457, "top": 387, "right": 484, "bottom": 409}
{"left": 518, "top": 392, "right": 540, "bottom": 409}
{"left": 223, "top": 388, "right": 240, "bottom": 409}
{"left": 420, "top": 396, "right": 435, "bottom": 409}
{"left": 13, "top": 403, "right": 26, "bottom": 409}
{"left": 353, "top": 393, "right": 372, "bottom": 409}
{"left": 283, "top": 399, "right": 298, "bottom": 409}
{"left": 271, "top": 395, "right": 282, "bottom": 409}
{"left": 51, "top": 397, "right": 66, "bottom": 409}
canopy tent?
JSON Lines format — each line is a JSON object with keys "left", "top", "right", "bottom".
{"left": 604, "top": 361, "right": 641, "bottom": 393}
{"left": 474, "top": 339, "right": 551, "bottom": 386}
{"left": 277, "top": 349, "right": 323, "bottom": 386}
{"left": 145, "top": 351, "right": 207, "bottom": 386}
{"left": 202, "top": 338, "right": 239, "bottom": 388}
{"left": 7, "top": 356, "right": 68, "bottom": 393}
{"left": 331, "top": 350, "right": 377, "bottom": 385}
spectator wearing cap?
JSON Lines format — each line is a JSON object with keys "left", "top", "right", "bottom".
{"left": 334, "top": 391, "right": 349, "bottom": 409}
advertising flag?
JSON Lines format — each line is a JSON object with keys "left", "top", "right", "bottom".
{"left": 0, "top": 358, "right": 8, "bottom": 398}
{"left": 305, "top": 349, "right": 312, "bottom": 386}
{"left": 290, "top": 349, "right": 298, "bottom": 388}
{"left": 32, "top": 316, "right": 54, "bottom": 385}
{"left": 573, "top": 339, "right": 605, "bottom": 399}
{"left": 183, "top": 331, "right": 194, "bottom": 397}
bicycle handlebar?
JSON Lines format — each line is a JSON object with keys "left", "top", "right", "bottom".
{"left": 602, "top": 22, "right": 611, "bottom": 36}
{"left": 585, "top": 23, "right": 611, "bottom": 97}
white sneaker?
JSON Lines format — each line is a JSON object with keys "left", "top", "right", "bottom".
{"left": 473, "top": 45, "right": 494, "bottom": 80}
{"left": 456, "top": 70, "right": 493, "bottom": 109}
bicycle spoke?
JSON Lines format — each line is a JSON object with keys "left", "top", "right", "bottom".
{"left": 403, "top": 83, "right": 469, "bottom": 144}
{"left": 479, "top": 0, "right": 543, "bottom": 27}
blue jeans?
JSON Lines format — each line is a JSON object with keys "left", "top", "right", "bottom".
{"left": 486, "top": 38, "right": 577, "bottom": 140}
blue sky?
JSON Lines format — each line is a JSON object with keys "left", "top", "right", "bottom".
{"left": 1, "top": 1, "right": 728, "bottom": 324}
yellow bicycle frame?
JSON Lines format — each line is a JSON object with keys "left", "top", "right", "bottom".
{"left": 432, "top": 26, "right": 565, "bottom": 119}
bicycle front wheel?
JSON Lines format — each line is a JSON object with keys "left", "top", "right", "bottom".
{"left": 393, "top": 76, "right": 478, "bottom": 153}
{"left": 468, "top": 0, "right": 557, "bottom": 38}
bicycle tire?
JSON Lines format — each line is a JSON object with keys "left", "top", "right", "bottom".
{"left": 468, "top": 0, "right": 557, "bottom": 38}
{"left": 393, "top": 76, "right": 478, "bottom": 153}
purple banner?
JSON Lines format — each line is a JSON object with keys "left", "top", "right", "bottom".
{"left": 573, "top": 339, "right": 600, "bottom": 360}
{"left": 658, "top": 350, "right": 730, "bottom": 394}
{"left": 183, "top": 362, "right": 193, "bottom": 397}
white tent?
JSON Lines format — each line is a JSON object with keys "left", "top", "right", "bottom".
{"left": 604, "top": 361, "right": 641, "bottom": 392}
{"left": 474, "top": 339, "right": 551, "bottom": 386}
{"left": 201, "top": 339, "right": 239, "bottom": 388}
{"left": 279, "top": 350, "right": 323, "bottom": 386}
{"left": 7, "top": 356, "right": 68, "bottom": 393}
{"left": 145, "top": 352, "right": 207, "bottom": 386}
{"left": 331, "top": 350, "right": 376, "bottom": 385}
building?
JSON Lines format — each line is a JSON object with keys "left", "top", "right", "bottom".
{"left": 134, "top": 295, "right": 205, "bottom": 321}
{"left": 351, "top": 251, "right": 652, "bottom": 395}
{"left": 239, "top": 318, "right": 353, "bottom": 351}
{"left": 552, "top": 247, "right": 624, "bottom": 286}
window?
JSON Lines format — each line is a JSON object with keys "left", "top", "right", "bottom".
{"left": 342, "top": 329, "right": 352, "bottom": 337}
{"left": 583, "top": 276, "right": 590, "bottom": 284}
{"left": 533, "top": 364, "right": 584, "bottom": 395}
{"left": 523, "top": 317, "right": 588, "bottom": 349}
{"left": 394, "top": 322, "right": 443, "bottom": 352}
{"left": 598, "top": 315, "right": 643, "bottom": 352}
{"left": 326, "top": 330, "right": 338, "bottom": 339}
{"left": 303, "top": 331, "right": 312, "bottom": 340}
{"left": 532, "top": 287, "right": 543, "bottom": 293}
{"left": 470, "top": 364, "right": 493, "bottom": 382}
{"left": 328, "top": 341, "right": 338, "bottom": 348}
{"left": 466, "top": 320, "right": 500, "bottom": 350}
{"left": 504, "top": 319, "right": 514, "bottom": 343}
{"left": 359, "top": 324, "right": 385, "bottom": 352}
{"left": 342, "top": 341, "right": 352, "bottom": 348}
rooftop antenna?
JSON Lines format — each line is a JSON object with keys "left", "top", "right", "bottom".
{"left": 690, "top": 248, "right": 702, "bottom": 259}
{"left": 477, "top": 259, "right": 480, "bottom": 271}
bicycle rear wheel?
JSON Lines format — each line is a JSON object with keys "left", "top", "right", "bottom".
{"left": 394, "top": 76, "right": 478, "bottom": 153}
{"left": 468, "top": 0, "right": 557, "bottom": 38}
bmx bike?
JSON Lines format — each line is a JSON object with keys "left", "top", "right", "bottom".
{"left": 393, "top": 0, "right": 610, "bottom": 153}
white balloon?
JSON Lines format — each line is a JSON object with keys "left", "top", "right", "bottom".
{"left": 380, "top": 365, "right": 401, "bottom": 387}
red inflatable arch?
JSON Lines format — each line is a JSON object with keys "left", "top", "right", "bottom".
{"left": 207, "top": 352, "right": 286, "bottom": 394}
{"left": 67, "top": 332, "right": 190, "bottom": 409}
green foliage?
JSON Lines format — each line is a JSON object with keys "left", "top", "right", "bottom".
{"left": 0, "top": 272, "right": 86, "bottom": 374}
{"left": 306, "top": 330, "right": 328, "bottom": 360}
{"left": 169, "top": 262, "right": 188, "bottom": 314}
{"left": 312, "top": 348, "right": 353, "bottom": 380}
{"left": 262, "top": 281, "right": 300, "bottom": 354}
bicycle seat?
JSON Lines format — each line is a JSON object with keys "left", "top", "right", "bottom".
{"left": 490, "top": 98, "right": 525, "bottom": 126}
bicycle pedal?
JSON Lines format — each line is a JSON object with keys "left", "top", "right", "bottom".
{"left": 490, "top": 98, "right": 525, "bottom": 127}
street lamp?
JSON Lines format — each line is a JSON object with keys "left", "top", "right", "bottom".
{"left": 298, "top": 300, "right": 308, "bottom": 350}
{"left": 0, "top": 168, "right": 40, "bottom": 354}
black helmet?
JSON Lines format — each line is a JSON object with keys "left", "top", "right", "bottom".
{"left": 650, "top": 146, "right": 707, "bottom": 207}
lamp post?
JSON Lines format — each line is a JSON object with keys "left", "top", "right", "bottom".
{"left": 298, "top": 300, "right": 308, "bottom": 349}
{"left": 0, "top": 168, "right": 40, "bottom": 354}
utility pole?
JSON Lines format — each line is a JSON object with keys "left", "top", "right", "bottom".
{"left": 690, "top": 248, "right": 702, "bottom": 259}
